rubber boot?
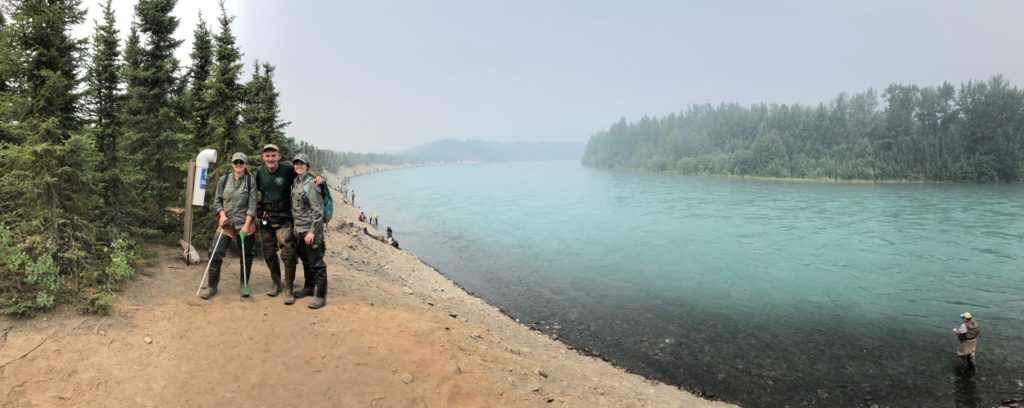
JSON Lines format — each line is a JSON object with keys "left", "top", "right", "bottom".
{"left": 314, "top": 266, "right": 327, "bottom": 299}
{"left": 200, "top": 285, "right": 218, "bottom": 299}
{"left": 308, "top": 269, "right": 327, "bottom": 309}
{"left": 294, "top": 286, "right": 313, "bottom": 299}
{"left": 262, "top": 227, "right": 283, "bottom": 297}
{"left": 267, "top": 279, "right": 281, "bottom": 297}
{"left": 266, "top": 258, "right": 281, "bottom": 296}
{"left": 201, "top": 235, "right": 230, "bottom": 299}
{"left": 294, "top": 260, "right": 315, "bottom": 298}
{"left": 284, "top": 284, "right": 295, "bottom": 305}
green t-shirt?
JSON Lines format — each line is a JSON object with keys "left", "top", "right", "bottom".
{"left": 256, "top": 162, "right": 297, "bottom": 210}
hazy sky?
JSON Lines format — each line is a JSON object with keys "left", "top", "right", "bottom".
{"left": 82, "top": 1, "right": 1024, "bottom": 152}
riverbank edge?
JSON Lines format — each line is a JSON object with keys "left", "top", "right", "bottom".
{"left": 329, "top": 163, "right": 736, "bottom": 407}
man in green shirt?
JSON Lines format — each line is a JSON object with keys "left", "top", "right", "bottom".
{"left": 255, "top": 144, "right": 321, "bottom": 304}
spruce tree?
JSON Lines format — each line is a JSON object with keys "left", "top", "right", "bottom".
{"left": 186, "top": 11, "right": 214, "bottom": 149}
{"left": 84, "top": 1, "right": 121, "bottom": 186}
{"left": 241, "top": 61, "right": 291, "bottom": 155}
{"left": 208, "top": 0, "right": 243, "bottom": 156}
{"left": 0, "top": 0, "right": 107, "bottom": 315}
{"left": 123, "top": 0, "right": 188, "bottom": 231}
{"left": 0, "top": 10, "right": 21, "bottom": 143}
{"left": 83, "top": 0, "right": 147, "bottom": 232}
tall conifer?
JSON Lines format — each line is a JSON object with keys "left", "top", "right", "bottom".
{"left": 208, "top": 0, "right": 243, "bottom": 156}
{"left": 0, "top": 0, "right": 106, "bottom": 315}
{"left": 123, "top": 0, "right": 188, "bottom": 230}
{"left": 241, "top": 61, "right": 291, "bottom": 155}
{"left": 186, "top": 11, "right": 214, "bottom": 149}
{"left": 85, "top": 0, "right": 121, "bottom": 169}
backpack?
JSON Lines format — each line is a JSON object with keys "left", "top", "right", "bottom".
{"left": 221, "top": 173, "right": 253, "bottom": 191}
{"left": 303, "top": 178, "right": 334, "bottom": 226}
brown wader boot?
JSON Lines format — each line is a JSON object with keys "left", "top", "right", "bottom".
{"left": 284, "top": 284, "right": 295, "bottom": 305}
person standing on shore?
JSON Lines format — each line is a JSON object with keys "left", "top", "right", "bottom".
{"left": 953, "top": 312, "right": 981, "bottom": 369}
{"left": 200, "top": 153, "right": 256, "bottom": 299}
{"left": 291, "top": 154, "right": 328, "bottom": 309}
{"left": 351, "top": 189, "right": 356, "bottom": 207}
{"left": 255, "top": 144, "right": 320, "bottom": 304}
{"left": 386, "top": 226, "right": 392, "bottom": 238}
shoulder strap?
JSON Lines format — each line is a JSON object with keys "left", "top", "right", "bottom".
{"left": 222, "top": 174, "right": 253, "bottom": 190}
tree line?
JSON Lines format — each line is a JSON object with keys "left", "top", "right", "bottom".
{"left": 0, "top": 0, "right": 308, "bottom": 316}
{"left": 582, "top": 76, "right": 1024, "bottom": 182}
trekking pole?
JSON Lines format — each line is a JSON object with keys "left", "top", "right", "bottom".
{"left": 196, "top": 229, "right": 224, "bottom": 296}
{"left": 240, "top": 230, "right": 251, "bottom": 300}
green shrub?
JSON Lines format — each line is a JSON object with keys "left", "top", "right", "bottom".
{"left": 77, "top": 292, "right": 114, "bottom": 315}
{"left": 104, "top": 233, "right": 138, "bottom": 285}
{"left": 0, "top": 223, "right": 64, "bottom": 316}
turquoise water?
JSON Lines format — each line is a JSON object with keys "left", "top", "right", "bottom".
{"left": 349, "top": 161, "right": 1024, "bottom": 407}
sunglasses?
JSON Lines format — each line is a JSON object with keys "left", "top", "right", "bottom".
{"left": 232, "top": 160, "right": 246, "bottom": 165}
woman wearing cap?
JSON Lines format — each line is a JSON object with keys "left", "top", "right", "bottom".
{"left": 200, "top": 152, "right": 257, "bottom": 299}
{"left": 290, "top": 154, "right": 328, "bottom": 309}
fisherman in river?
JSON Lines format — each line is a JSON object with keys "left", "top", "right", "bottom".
{"left": 953, "top": 311, "right": 981, "bottom": 370}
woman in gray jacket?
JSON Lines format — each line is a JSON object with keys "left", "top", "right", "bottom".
{"left": 200, "top": 152, "right": 257, "bottom": 299}
{"left": 290, "top": 154, "right": 327, "bottom": 309}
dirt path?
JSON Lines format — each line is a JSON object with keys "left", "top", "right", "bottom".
{"left": 0, "top": 184, "right": 733, "bottom": 407}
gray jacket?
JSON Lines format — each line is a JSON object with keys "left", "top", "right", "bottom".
{"left": 290, "top": 174, "right": 324, "bottom": 236}
{"left": 214, "top": 173, "right": 257, "bottom": 229}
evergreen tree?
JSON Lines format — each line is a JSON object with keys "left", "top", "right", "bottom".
{"left": 207, "top": 0, "right": 243, "bottom": 156}
{"left": 84, "top": 0, "right": 121, "bottom": 173}
{"left": 11, "top": 0, "right": 85, "bottom": 142}
{"left": 185, "top": 11, "right": 213, "bottom": 149}
{"left": 123, "top": 0, "right": 188, "bottom": 231}
{"left": 84, "top": 0, "right": 145, "bottom": 232}
{"left": 241, "top": 60, "right": 291, "bottom": 155}
{"left": 0, "top": 0, "right": 109, "bottom": 315}
{"left": 0, "top": 9, "right": 22, "bottom": 143}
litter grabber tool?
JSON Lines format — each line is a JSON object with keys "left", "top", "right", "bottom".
{"left": 239, "top": 230, "right": 249, "bottom": 301}
{"left": 196, "top": 229, "right": 225, "bottom": 297}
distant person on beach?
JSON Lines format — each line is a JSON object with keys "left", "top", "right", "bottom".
{"left": 200, "top": 153, "right": 256, "bottom": 300}
{"left": 358, "top": 212, "right": 366, "bottom": 222}
{"left": 351, "top": 190, "right": 355, "bottom": 206}
{"left": 255, "top": 144, "right": 321, "bottom": 303}
{"left": 291, "top": 154, "right": 328, "bottom": 309}
{"left": 387, "top": 236, "right": 399, "bottom": 249}
{"left": 371, "top": 212, "right": 378, "bottom": 226}
{"left": 386, "top": 226, "right": 392, "bottom": 238}
{"left": 953, "top": 312, "right": 981, "bottom": 369}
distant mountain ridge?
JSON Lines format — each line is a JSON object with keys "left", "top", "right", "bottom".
{"left": 403, "top": 139, "right": 585, "bottom": 162}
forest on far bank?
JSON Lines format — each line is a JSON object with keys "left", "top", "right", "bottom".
{"left": 582, "top": 76, "right": 1024, "bottom": 182}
